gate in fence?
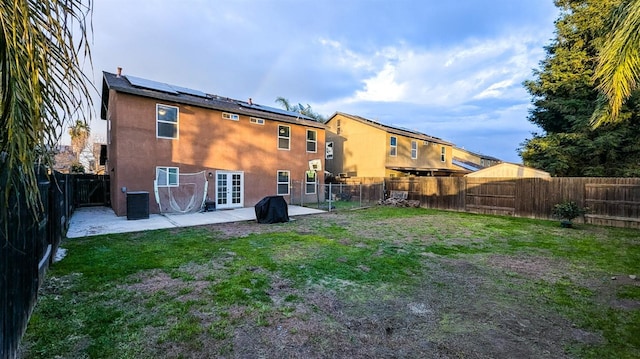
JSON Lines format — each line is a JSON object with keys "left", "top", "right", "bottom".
{"left": 73, "top": 174, "right": 110, "bottom": 207}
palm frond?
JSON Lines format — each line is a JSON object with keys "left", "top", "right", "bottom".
{"left": 592, "top": 0, "right": 640, "bottom": 127}
{"left": 0, "top": 0, "right": 93, "bottom": 237}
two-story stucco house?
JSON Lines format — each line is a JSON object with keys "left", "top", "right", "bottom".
{"left": 101, "top": 70, "right": 325, "bottom": 217}
{"left": 324, "top": 112, "right": 465, "bottom": 178}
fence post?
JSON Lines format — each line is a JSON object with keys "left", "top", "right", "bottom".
{"left": 359, "top": 183, "right": 362, "bottom": 207}
{"left": 328, "top": 182, "right": 332, "bottom": 212}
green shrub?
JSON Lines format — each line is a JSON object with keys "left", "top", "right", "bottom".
{"left": 552, "top": 201, "right": 587, "bottom": 222}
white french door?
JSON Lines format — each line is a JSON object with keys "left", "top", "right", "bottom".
{"left": 216, "top": 171, "right": 244, "bottom": 209}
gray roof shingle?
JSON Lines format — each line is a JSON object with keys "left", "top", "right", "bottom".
{"left": 101, "top": 71, "right": 325, "bottom": 129}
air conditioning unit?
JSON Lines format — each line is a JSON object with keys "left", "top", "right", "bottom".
{"left": 338, "top": 173, "right": 348, "bottom": 178}
{"left": 126, "top": 191, "right": 149, "bottom": 220}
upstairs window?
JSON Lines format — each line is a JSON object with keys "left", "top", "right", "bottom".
{"left": 156, "top": 104, "right": 178, "bottom": 139}
{"left": 156, "top": 167, "right": 179, "bottom": 187}
{"left": 222, "top": 112, "right": 240, "bottom": 121}
{"left": 278, "top": 125, "right": 290, "bottom": 150}
{"left": 411, "top": 140, "right": 418, "bottom": 159}
{"left": 441, "top": 146, "right": 446, "bottom": 162}
{"left": 390, "top": 136, "right": 397, "bottom": 156}
{"left": 250, "top": 117, "right": 265, "bottom": 125}
{"left": 277, "top": 170, "right": 290, "bottom": 195}
{"left": 306, "top": 130, "right": 317, "bottom": 153}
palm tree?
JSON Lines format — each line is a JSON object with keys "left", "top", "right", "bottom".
{"left": 69, "top": 119, "right": 91, "bottom": 163}
{"left": 275, "top": 96, "right": 325, "bottom": 122}
{"left": 592, "top": 0, "right": 640, "bottom": 127}
{"left": 275, "top": 96, "right": 292, "bottom": 111}
{"left": 1, "top": 0, "right": 93, "bottom": 228}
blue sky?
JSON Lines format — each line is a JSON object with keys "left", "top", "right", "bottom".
{"left": 84, "top": 0, "right": 559, "bottom": 162}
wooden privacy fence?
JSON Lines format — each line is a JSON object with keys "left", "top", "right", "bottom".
{"left": 385, "top": 177, "right": 640, "bottom": 229}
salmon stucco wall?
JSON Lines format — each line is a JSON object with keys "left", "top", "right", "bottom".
{"left": 106, "top": 91, "right": 325, "bottom": 216}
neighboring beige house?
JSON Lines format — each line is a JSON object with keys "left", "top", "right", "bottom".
{"left": 465, "top": 162, "right": 551, "bottom": 178}
{"left": 325, "top": 112, "right": 465, "bottom": 178}
{"left": 452, "top": 147, "right": 501, "bottom": 174}
{"left": 101, "top": 70, "right": 326, "bottom": 217}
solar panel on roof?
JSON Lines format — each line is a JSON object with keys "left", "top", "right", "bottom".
{"left": 239, "top": 102, "right": 314, "bottom": 120}
{"left": 170, "top": 85, "right": 207, "bottom": 98}
{"left": 126, "top": 75, "right": 178, "bottom": 95}
{"left": 452, "top": 159, "right": 482, "bottom": 171}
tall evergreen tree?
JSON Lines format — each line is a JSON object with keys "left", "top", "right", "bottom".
{"left": 519, "top": 0, "right": 640, "bottom": 176}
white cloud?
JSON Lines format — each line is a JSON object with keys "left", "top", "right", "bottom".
{"left": 320, "top": 32, "right": 544, "bottom": 109}
{"left": 354, "top": 63, "right": 406, "bottom": 101}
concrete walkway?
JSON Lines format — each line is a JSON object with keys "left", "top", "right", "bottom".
{"left": 66, "top": 205, "right": 325, "bottom": 238}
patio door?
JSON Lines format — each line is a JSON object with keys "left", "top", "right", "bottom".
{"left": 216, "top": 171, "right": 244, "bottom": 209}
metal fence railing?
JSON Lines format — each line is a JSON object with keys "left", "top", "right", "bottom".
{"left": 290, "top": 180, "right": 385, "bottom": 211}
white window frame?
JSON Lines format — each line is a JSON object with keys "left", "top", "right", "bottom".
{"left": 441, "top": 146, "right": 446, "bottom": 162}
{"left": 390, "top": 136, "right": 397, "bottom": 157}
{"left": 156, "top": 166, "right": 179, "bottom": 187}
{"left": 222, "top": 112, "right": 240, "bottom": 121}
{"left": 306, "top": 129, "right": 317, "bottom": 153}
{"left": 411, "top": 140, "right": 418, "bottom": 159}
{"left": 250, "top": 117, "right": 265, "bottom": 125}
{"left": 278, "top": 125, "right": 291, "bottom": 150}
{"left": 277, "top": 170, "right": 290, "bottom": 195}
{"left": 305, "top": 171, "right": 316, "bottom": 194}
{"left": 156, "top": 104, "right": 179, "bottom": 139}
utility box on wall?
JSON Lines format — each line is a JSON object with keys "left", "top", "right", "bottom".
{"left": 126, "top": 191, "right": 149, "bottom": 220}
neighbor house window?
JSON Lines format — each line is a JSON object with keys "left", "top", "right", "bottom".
{"left": 277, "top": 170, "right": 290, "bottom": 195}
{"left": 326, "top": 141, "right": 334, "bottom": 160}
{"left": 156, "top": 104, "right": 178, "bottom": 139}
{"left": 278, "top": 125, "right": 290, "bottom": 150}
{"left": 390, "top": 136, "right": 397, "bottom": 156}
{"left": 306, "top": 130, "right": 317, "bottom": 152}
{"left": 156, "top": 167, "right": 179, "bottom": 187}
{"left": 250, "top": 117, "right": 265, "bottom": 125}
{"left": 222, "top": 112, "right": 240, "bottom": 121}
{"left": 411, "top": 140, "right": 418, "bottom": 159}
{"left": 306, "top": 171, "right": 316, "bottom": 194}
{"left": 441, "top": 146, "right": 446, "bottom": 162}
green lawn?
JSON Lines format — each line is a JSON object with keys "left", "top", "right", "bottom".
{"left": 21, "top": 207, "right": 640, "bottom": 358}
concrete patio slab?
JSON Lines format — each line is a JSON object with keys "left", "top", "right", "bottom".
{"left": 66, "top": 205, "right": 324, "bottom": 238}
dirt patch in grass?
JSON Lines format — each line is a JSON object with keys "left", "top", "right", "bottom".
{"left": 484, "top": 254, "right": 569, "bottom": 283}
{"left": 121, "top": 270, "right": 209, "bottom": 301}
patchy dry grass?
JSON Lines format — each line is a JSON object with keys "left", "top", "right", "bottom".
{"left": 21, "top": 207, "right": 640, "bottom": 358}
